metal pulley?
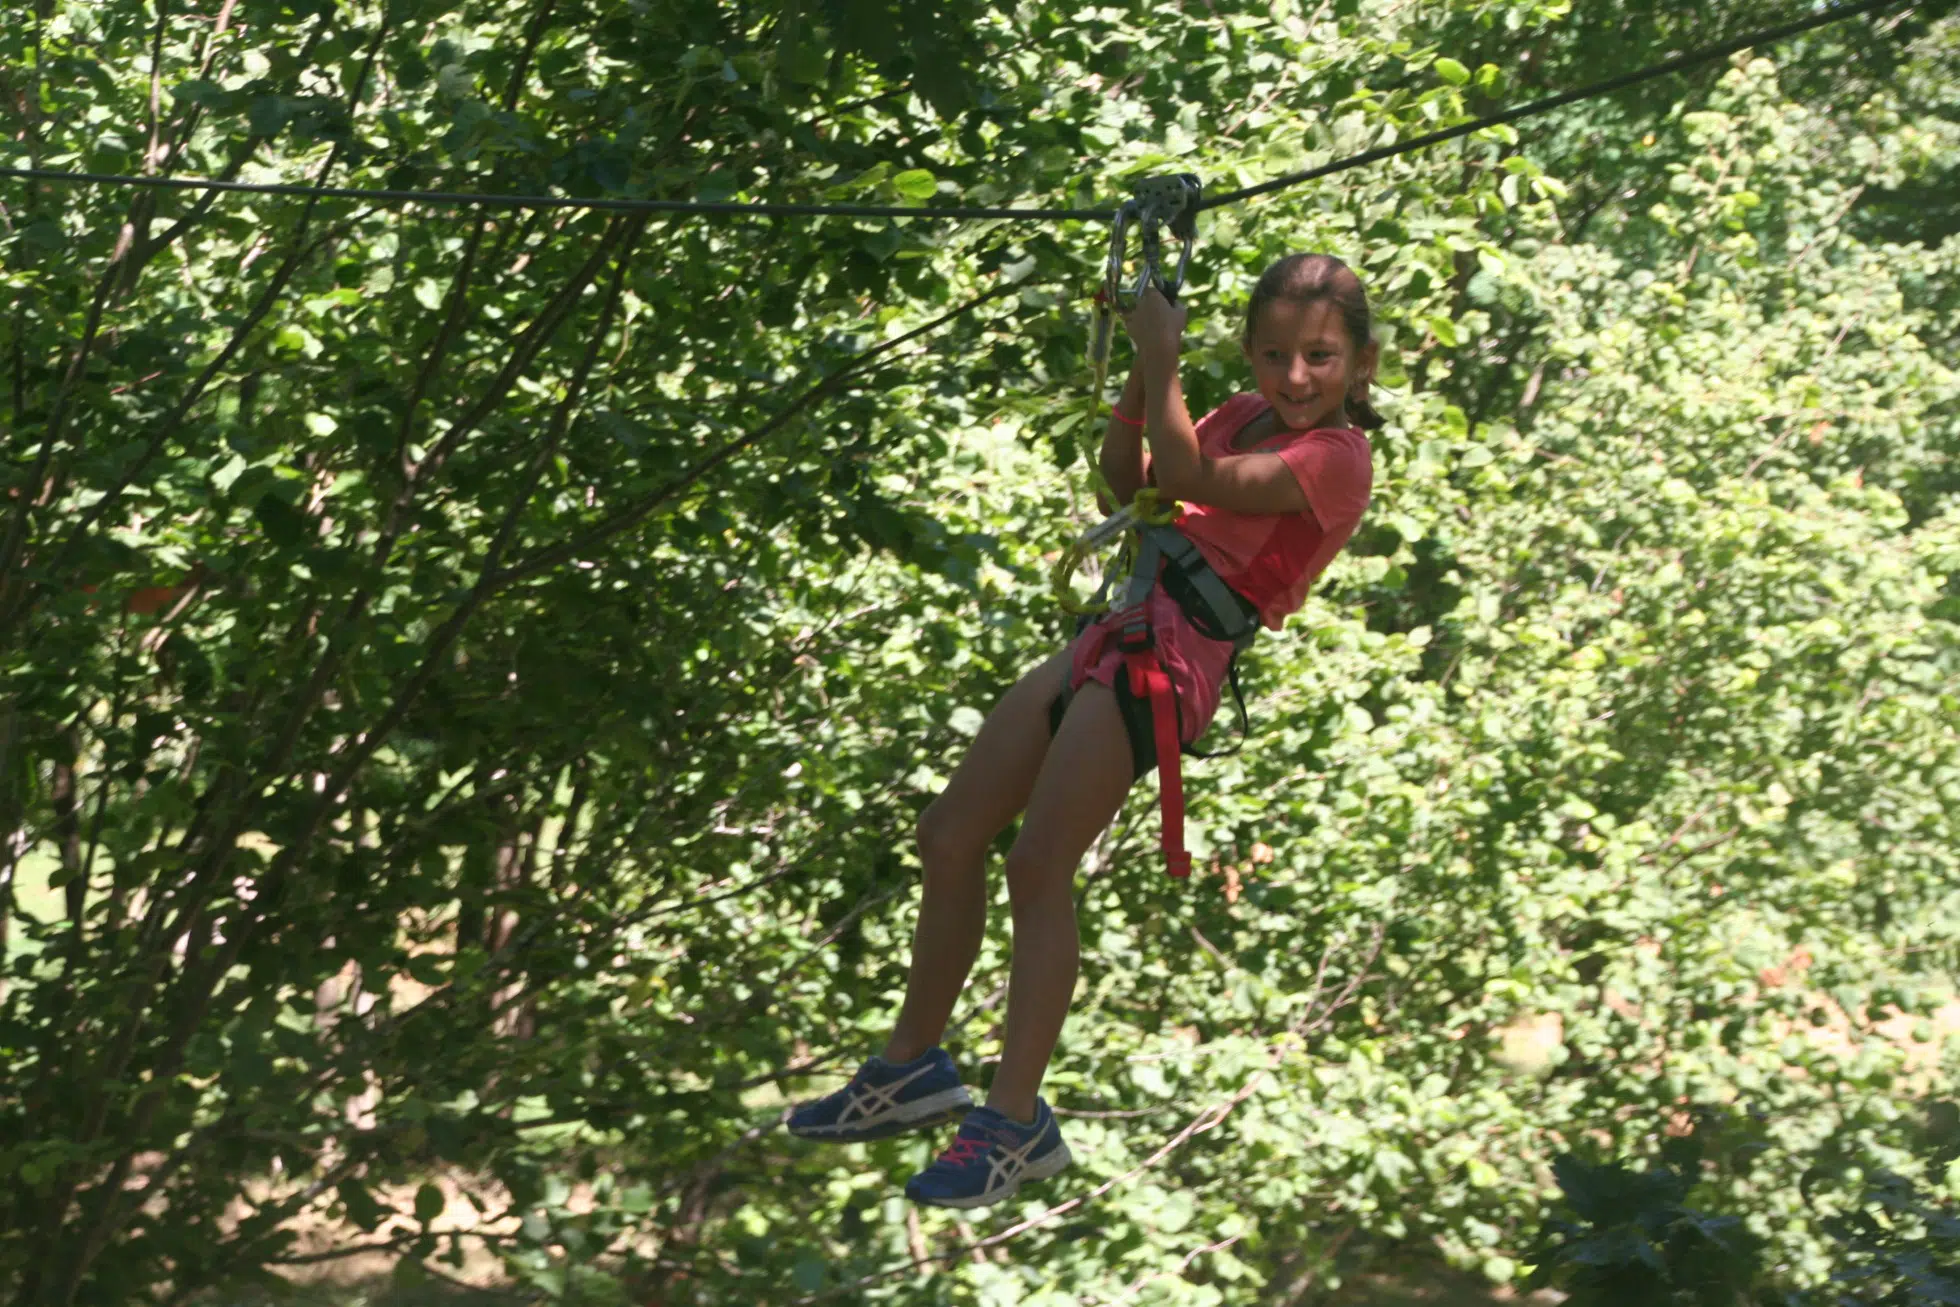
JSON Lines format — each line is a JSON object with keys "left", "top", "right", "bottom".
{"left": 1086, "top": 172, "right": 1202, "bottom": 396}
{"left": 1104, "top": 172, "right": 1202, "bottom": 308}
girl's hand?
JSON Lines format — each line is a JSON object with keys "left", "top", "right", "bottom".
{"left": 1123, "top": 285, "right": 1186, "bottom": 372}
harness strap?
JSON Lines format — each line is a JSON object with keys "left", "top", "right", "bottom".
{"left": 1074, "top": 517, "right": 1259, "bottom": 880}
{"left": 1120, "top": 529, "right": 1165, "bottom": 614}
{"left": 1182, "top": 656, "right": 1251, "bottom": 760}
{"left": 1111, "top": 525, "right": 1259, "bottom": 877}
{"left": 1145, "top": 525, "right": 1259, "bottom": 648}
{"left": 1117, "top": 629, "right": 1193, "bottom": 879}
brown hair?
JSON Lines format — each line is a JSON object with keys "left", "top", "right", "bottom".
{"left": 1241, "top": 253, "right": 1383, "bottom": 431}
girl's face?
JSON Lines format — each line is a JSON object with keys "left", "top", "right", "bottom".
{"left": 1242, "top": 297, "right": 1377, "bottom": 432}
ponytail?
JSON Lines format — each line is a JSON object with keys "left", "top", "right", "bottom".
{"left": 1347, "top": 393, "right": 1385, "bottom": 432}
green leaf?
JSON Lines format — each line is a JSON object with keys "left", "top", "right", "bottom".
{"left": 170, "top": 78, "right": 228, "bottom": 107}
{"left": 1413, "top": 439, "right": 1449, "bottom": 478}
{"left": 252, "top": 493, "right": 308, "bottom": 548}
{"left": 792, "top": 1254, "right": 826, "bottom": 1291}
{"left": 840, "top": 161, "right": 891, "bottom": 193}
{"left": 339, "top": 1180, "right": 388, "bottom": 1232}
{"left": 247, "top": 96, "right": 290, "bottom": 137}
{"left": 891, "top": 168, "right": 937, "bottom": 201}
{"left": 20, "top": 219, "right": 64, "bottom": 253}
{"left": 415, "top": 1183, "right": 445, "bottom": 1224}
{"left": 860, "top": 225, "right": 901, "bottom": 261}
{"left": 1155, "top": 1189, "right": 1196, "bottom": 1234}
{"left": 162, "top": 632, "right": 214, "bottom": 699}
{"left": 781, "top": 37, "right": 830, "bottom": 85}
{"left": 1434, "top": 57, "right": 1470, "bottom": 85}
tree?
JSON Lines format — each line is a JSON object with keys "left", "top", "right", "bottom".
{"left": 1, "top": 1, "right": 1955, "bottom": 1302}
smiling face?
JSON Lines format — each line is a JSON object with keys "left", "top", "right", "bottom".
{"left": 1241, "top": 296, "right": 1378, "bottom": 433}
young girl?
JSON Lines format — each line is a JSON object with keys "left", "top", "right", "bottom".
{"left": 789, "top": 253, "right": 1380, "bottom": 1210}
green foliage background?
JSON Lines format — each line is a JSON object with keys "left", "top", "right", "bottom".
{"left": 2, "top": 0, "right": 1957, "bottom": 1303}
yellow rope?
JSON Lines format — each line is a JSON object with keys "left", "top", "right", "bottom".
{"left": 1051, "top": 291, "right": 1180, "bottom": 614}
{"left": 1078, "top": 292, "right": 1118, "bottom": 502}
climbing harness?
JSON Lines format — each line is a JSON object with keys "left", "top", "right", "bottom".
{"left": 1050, "top": 173, "right": 1264, "bottom": 880}
{"left": 1054, "top": 520, "right": 1262, "bottom": 880}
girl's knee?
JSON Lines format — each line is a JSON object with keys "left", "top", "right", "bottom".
{"left": 916, "top": 800, "right": 979, "bottom": 876}
{"left": 1002, "top": 842, "right": 1074, "bottom": 909}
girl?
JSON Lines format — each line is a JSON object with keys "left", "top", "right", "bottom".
{"left": 789, "top": 253, "right": 1379, "bottom": 1210}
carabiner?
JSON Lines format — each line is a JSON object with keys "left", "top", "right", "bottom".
{"left": 1106, "top": 173, "right": 1201, "bottom": 310}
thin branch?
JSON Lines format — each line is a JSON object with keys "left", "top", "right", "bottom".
{"left": 1100, "top": 1232, "right": 1249, "bottom": 1307}
{"left": 266, "top": 1228, "right": 520, "bottom": 1267}
{"left": 494, "top": 280, "right": 1026, "bottom": 588}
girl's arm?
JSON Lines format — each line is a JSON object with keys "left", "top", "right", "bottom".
{"left": 1096, "top": 367, "right": 1151, "bottom": 509}
{"left": 1127, "top": 289, "right": 1315, "bottom": 519}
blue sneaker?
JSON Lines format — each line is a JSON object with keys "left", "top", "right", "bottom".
{"left": 786, "top": 1048, "right": 973, "bottom": 1143}
{"left": 905, "top": 1098, "right": 1072, "bottom": 1209}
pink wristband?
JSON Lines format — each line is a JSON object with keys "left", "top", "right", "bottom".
{"left": 1108, "top": 407, "right": 1145, "bottom": 427}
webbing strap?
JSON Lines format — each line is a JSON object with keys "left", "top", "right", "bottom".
{"left": 1181, "top": 656, "right": 1252, "bottom": 761}
{"left": 1143, "top": 524, "right": 1260, "bottom": 648}
{"left": 1124, "top": 646, "right": 1191, "bottom": 878}
{"left": 1114, "top": 529, "right": 1186, "bottom": 878}
{"left": 1118, "top": 528, "right": 1163, "bottom": 617}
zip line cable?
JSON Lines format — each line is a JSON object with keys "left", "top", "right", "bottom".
{"left": 0, "top": 167, "right": 1102, "bottom": 221}
{"left": 1200, "top": 0, "right": 1905, "bottom": 210}
{"left": 0, "top": 0, "right": 1908, "bottom": 226}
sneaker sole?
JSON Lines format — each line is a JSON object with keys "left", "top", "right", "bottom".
{"left": 787, "top": 1086, "right": 974, "bottom": 1142}
{"left": 908, "top": 1140, "right": 1074, "bottom": 1210}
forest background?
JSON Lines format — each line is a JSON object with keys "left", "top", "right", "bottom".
{"left": 3, "top": 0, "right": 1959, "bottom": 1304}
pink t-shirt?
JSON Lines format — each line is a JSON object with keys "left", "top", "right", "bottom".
{"left": 1070, "top": 394, "right": 1374, "bottom": 744}
{"left": 1161, "top": 393, "right": 1374, "bottom": 629}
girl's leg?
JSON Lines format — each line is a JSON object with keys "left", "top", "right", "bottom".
{"left": 987, "top": 680, "right": 1136, "bottom": 1123}
{"left": 882, "top": 649, "right": 1075, "bottom": 1065}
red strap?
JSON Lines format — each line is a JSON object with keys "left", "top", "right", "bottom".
{"left": 1123, "top": 647, "right": 1192, "bottom": 879}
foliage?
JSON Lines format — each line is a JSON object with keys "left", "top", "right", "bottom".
{"left": 1815, "top": 1166, "right": 1960, "bottom": 1307}
{"left": 1, "top": 0, "right": 1957, "bottom": 1304}
{"left": 1527, "top": 1135, "right": 1960, "bottom": 1307}
{"left": 1527, "top": 1144, "right": 1770, "bottom": 1306}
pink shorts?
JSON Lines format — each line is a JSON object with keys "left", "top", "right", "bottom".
{"left": 1067, "top": 582, "right": 1238, "bottom": 745}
